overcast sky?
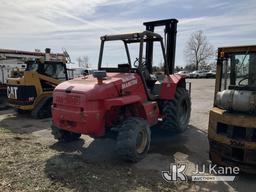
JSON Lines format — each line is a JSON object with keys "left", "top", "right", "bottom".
{"left": 0, "top": 0, "right": 255, "bottom": 68}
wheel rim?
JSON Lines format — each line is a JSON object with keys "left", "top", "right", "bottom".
{"left": 136, "top": 129, "right": 148, "bottom": 154}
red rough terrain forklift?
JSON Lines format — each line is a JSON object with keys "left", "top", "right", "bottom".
{"left": 51, "top": 19, "right": 191, "bottom": 162}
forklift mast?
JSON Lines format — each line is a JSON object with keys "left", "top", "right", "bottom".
{"left": 143, "top": 19, "right": 178, "bottom": 74}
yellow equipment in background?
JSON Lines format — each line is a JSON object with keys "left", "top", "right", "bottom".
{"left": 208, "top": 45, "right": 256, "bottom": 173}
{"left": 7, "top": 48, "right": 69, "bottom": 119}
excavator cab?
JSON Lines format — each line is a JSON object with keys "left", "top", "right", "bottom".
{"left": 25, "top": 60, "right": 68, "bottom": 81}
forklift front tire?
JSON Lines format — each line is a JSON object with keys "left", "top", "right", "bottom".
{"left": 161, "top": 87, "right": 191, "bottom": 133}
{"left": 116, "top": 117, "right": 151, "bottom": 162}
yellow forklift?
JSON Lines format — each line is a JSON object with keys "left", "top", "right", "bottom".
{"left": 7, "top": 48, "right": 69, "bottom": 119}
{"left": 208, "top": 45, "right": 256, "bottom": 173}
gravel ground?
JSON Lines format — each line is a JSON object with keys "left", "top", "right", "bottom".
{"left": 0, "top": 79, "right": 255, "bottom": 192}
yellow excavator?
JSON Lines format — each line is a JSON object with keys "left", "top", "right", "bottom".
{"left": 208, "top": 45, "right": 256, "bottom": 173}
{"left": 7, "top": 48, "right": 69, "bottom": 119}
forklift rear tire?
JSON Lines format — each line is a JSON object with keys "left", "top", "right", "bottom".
{"left": 51, "top": 125, "right": 81, "bottom": 142}
{"left": 161, "top": 87, "right": 191, "bottom": 133}
{"left": 116, "top": 117, "right": 151, "bottom": 162}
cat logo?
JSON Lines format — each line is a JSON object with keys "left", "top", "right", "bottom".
{"left": 7, "top": 86, "right": 18, "bottom": 99}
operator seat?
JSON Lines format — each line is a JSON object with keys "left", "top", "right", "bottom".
{"left": 118, "top": 63, "right": 131, "bottom": 72}
{"left": 141, "top": 65, "right": 157, "bottom": 88}
{"left": 140, "top": 65, "right": 161, "bottom": 100}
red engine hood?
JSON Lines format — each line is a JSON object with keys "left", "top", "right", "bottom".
{"left": 54, "top": 73, "right": 135, "bottom": 101}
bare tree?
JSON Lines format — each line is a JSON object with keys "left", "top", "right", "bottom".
{"left": 184, "top": 31, "right": 214, "bottom": 70}
{"left": 77, "top": 56, "right": 90, "bottom": 68}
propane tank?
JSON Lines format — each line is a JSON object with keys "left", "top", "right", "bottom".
{"left": 216, "top": 90, "right": 256, "bottom": 113}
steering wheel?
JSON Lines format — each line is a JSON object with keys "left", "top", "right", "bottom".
{"left": 133, "top": 57, "right": 146, "bottom": 68}
{"left": 238, "top": 76, "right": 248, "bottom": 85}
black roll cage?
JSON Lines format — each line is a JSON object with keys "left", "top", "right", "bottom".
{"left": 96, "top": 19, "right": 179, "bottom": 100}
{"left": 98, "top": 31, "right": 168, "bottom": 74}
{"left": 98, "top": 19, "right": 178, "bottom": 75}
